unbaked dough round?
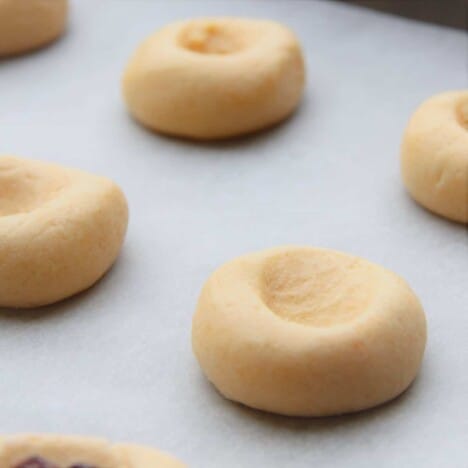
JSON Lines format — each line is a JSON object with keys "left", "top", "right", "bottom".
{"left": 0, "top": 0, "right": 68, "bottom": 56}
{"left": 401, "top": 90, "right": 468, "bottom": 223}
{"left": 122, "top": 17, "right": 306, "bottom": 140}
{"left": 0, "top": 156, "right": 128, "bottom": 308}
{"left": 192, "top": 246, "right": 427, "bottom": 417}
{"left": 0, "top": 434, "right": 186, "bottom": 467}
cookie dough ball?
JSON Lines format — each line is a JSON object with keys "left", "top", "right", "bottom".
{"left": 118, "top": 444, "right": 186, "bottom": 468}
{"left": 0, "top": 156, "right": 128, "bottom": 308}
{"left": 0, "top": 0, "right": 68, "bottom": 56}
{"left": 122, "top": 17, "right": 305, "bottom": 140}
{"left": 401, "top": 90, "right": 468, "bottom": 223}
{"left": 0, "top": 434, "right": 186, "bottom": 467}
{"left": 192, "top": 246, "right": 427, "bottom": 417}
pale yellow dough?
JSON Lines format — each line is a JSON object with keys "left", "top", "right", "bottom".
{"left": 0, "top": 0, "right": 68, "bottom": 56}
{"left": 192, "top": 246, "right": 427, "bottom": 417}
{"left": 0, "top": 434, "right": 186, "bottom": 467}
{"left": 122, "top": 17, "right": 305, "bottom": 140}
{"left": 401, "top": 90, "right": 468, "bottom": 223}
{"left": 0, "top": 156, "right": 128, "bottom": 308}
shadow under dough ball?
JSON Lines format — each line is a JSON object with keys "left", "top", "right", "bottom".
{"left": 122, "top": 17, "right": 306, "bottom": 140}
{"left": 0, "top": 156, "right": 128, "bottom": 308}
{"left": 0, "top": 434, "right": 185, "bottom": 468}
{"left": 401, "top": 90, "right": 468, "bottom": 223}
{"left": 0, "top": 0, "right": 68, "bottom": 56}
{"left": 192, "top": 246, "right": 427, "bottom": 417}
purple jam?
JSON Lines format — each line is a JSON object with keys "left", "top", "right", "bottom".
{"left": 14, "top": 458, "right": 96, "bottom": 468}
{"left": 69, "top": 465, "right": 97, "bottom": 468}
{"left": 14, "top": 457, "right": 59, "bottom": 468}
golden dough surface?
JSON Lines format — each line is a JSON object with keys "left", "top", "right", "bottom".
{"left": 178, "top": 21, "right": 248, "bottom": 55}
{"left": 0, "top": 0, "right": 68, "bottom": 56}
{"left": 122, "top": 17, "right": 305, "bottom": 140}
{"left": 0, "top": 157, "right": 68, "bottom": 217}
{"left": 261, "top": 250, "right": 377, "bottom": 327}
{"left": 193, "top": 246, "right": 427, "bottom": 417}
{"left": 401, "top": 90, "right": 468, "bottom": 223}
{"left": 0, "top": 156, "right": 128, "bottom": 308}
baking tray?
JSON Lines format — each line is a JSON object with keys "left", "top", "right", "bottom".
{"left": 335, "top": 0, "right": 467, "bottom": 30}
{"left": 0, "top": 1, "right": 467, "bottom": 467}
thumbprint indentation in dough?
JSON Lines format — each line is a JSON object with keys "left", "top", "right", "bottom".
{"left": 178, "top": 21, "right": 246, "bottom": 55}
{"left": 260, "top": 250, "right": 377, "bottom": 327}
{"left": 0, "top": 159, "right": 65, "bottom": 217}
{"left": 456, "top": 97, "right": 468, "bottom": 130}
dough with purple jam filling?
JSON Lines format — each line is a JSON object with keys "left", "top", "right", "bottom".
{"left": 1, "top": 435, "right": 185, "bottom": 468}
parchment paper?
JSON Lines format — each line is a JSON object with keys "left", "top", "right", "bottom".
{"left": 0, "top": 1, "right": 467, "bottom": 467}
